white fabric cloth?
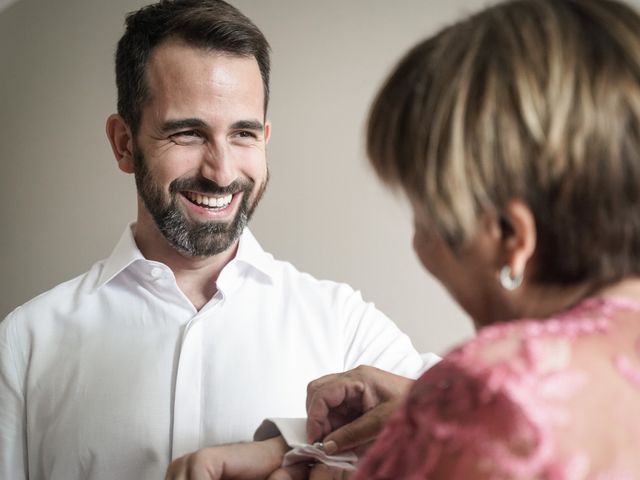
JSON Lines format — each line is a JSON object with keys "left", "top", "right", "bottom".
{"left": 0, "top": 225, "right": 426, "bottom": 480}
{"left": 254, "top": 418, "right": 357, "bottom": 470}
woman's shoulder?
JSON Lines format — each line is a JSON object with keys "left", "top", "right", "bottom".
{"left": 420, "top": 296, "right": 640, "bottom": 438}
{"left": 357, "top": 296, "right": 640, "bottom": 479}
{"left": 441, "top": 295, "right": 640, "bottom": 382}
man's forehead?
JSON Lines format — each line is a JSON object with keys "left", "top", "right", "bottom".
{"left": 143, "top": 40, "right": 264, "bottom": 102}
{"left": 137, "top": 40, "right": 266, "bottom": 125}
{"left": 146, "top": 38, "right": 259, "bottom": 77}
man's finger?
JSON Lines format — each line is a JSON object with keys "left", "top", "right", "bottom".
{"left": 267, "top": 464, "right": 309, "bottom": 480}
{"left": 310, "top": 464, "right": 352, "bottom": 480}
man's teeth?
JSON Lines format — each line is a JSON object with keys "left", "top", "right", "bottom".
{"left": 185, "top": 192, "right": 233, "bottom": 208}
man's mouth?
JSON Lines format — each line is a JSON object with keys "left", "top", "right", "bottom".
{"left": 183, "top": 191, "right": 234, "bottom": 210}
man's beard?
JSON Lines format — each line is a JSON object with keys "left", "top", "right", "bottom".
{"left": 133, "top": 148, "right": 267, "bottom": 257}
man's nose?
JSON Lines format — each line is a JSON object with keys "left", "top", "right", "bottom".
{"left": 200, "top": 143, "right": 236, "bottom": 187}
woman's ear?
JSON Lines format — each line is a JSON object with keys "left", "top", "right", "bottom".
{"left": 499, "top": 199, "right": 537, "bottom": 283}
{"left": 106, "top": 114, "right": 135, "bottom": 174}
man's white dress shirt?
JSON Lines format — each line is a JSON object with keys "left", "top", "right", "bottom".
{"left": 0, "top": 225, "right": 426, "bottom": 480}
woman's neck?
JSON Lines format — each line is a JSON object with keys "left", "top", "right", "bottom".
{"left": 499, "top": 276, "right": 640, "bottom": 326}
{"left": 590, "top": 276, "right": 640, "bottom": 302}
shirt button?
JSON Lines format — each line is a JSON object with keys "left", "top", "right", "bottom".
{"left": 150, "top": 267, "right": 164, "bottom": 279}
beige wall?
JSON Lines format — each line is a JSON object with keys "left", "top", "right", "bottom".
{"left": 0, "top": 0, "right": 536, "bottom": 356}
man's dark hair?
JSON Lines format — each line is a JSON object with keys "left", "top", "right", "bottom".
{"left": 115, "top": 0, "right": 271, "bottom": 134}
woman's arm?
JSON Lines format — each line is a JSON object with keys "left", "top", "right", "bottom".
{"left": 305, "top": 365, "right": 414, "bottom": 454}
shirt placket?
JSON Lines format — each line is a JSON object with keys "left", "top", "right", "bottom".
{"left": 171, "top": 297, "right": 222, "bottom": 459}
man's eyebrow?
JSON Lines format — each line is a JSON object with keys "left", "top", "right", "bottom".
{"left": 160, "top": 118, "right": 264, "bottom": 133}
{"left": 230, "top": 119, "right": 264, "bottom": 132}
{"left": 160, "top": 118, "right": 208, "bottom": 133}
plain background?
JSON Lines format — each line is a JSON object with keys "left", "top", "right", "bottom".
{"left": 0, "top": 0, "right": 537, "bottom": 356}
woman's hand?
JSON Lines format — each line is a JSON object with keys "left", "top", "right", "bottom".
{"left": 306, "top": 365, "right": 414, "bottom": 455}
{"left": 165, "top": 436, "right": 288, "bottom": 480}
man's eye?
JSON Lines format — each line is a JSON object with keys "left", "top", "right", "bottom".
{"left": 176, "top": 130, "right": 200, "bottom": 138}
{"left": 171, "top": 130, "right": 205, "bottom": 145}
{"left": 236, "top": 131, "right": 257, "bottom": 139}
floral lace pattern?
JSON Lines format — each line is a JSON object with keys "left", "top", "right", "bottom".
{"left": 354, "top": 298, "right": 640, "bottom": 479}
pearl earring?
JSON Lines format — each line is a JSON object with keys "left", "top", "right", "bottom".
{"left": 499, "top": 265, "right": 523, "bottom": 291}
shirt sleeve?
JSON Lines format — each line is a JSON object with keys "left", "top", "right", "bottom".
{"left": 0, "top": 308, "right": 28, "bottom": 480}
{"left": 336, "top": 286, "right": 435, "bottom": 379}
{"left": 253, "top": 418, "right": 358, "bottom": 470}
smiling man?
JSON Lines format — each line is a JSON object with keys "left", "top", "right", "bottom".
{"left": 0, "top": 1, "right": 429, "bottom": 479}
{"left": 108, "top": 40, "right": 270, "bottom": 311}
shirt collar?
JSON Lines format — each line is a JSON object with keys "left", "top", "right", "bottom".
{"left": 95, "top": 224, "right": 146, "bottom": 290}
{"left": 232, "top": 228, "right": 277, "bottom": 280}
{"left": 94, "top": 223, "right": 276, "bottom": 291}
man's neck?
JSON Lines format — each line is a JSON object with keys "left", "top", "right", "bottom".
{"left": 134, "top": 217, "right": 238, "bottom": 311}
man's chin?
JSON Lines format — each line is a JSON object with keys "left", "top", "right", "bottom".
{"left": 166, "top": 222, "right": 245, "bottom": 258}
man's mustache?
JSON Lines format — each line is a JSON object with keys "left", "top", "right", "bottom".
{"left": 169, "top": 176, "right": 254, "bottom": 196}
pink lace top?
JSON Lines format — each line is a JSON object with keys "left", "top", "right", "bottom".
{"left": 354, "top": 297, "right": 640, "bottom": 479}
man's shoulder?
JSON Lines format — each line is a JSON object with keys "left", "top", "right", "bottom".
{"left": 239, "top": 230, "right": 358, "bottom": 297}
{"left": 270, "top": 256, "right": 360, "bottom": 299}
{"left": 4, "top": 259, "right": 107, "bottom": 322}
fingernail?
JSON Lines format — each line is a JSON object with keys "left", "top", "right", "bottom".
{"left": 323, "top": 440, "right": 337, "bottom": 455}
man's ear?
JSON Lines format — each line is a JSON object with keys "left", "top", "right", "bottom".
{"left": 106, "top": 114, "right": 135, "bottom": 174}
{"left": 499, "top": 199, "right": 537, "bottom": 281}
{"left": 264, "top": 119, "right": 272, "bottom": 144}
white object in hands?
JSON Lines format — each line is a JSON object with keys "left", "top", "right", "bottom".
{"left": 254, "top": 418, "right": 358, "bottom": 471}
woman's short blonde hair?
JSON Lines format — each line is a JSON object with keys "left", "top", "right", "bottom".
{"left": 368, "top": 0, "right": 640, "bottom": 285}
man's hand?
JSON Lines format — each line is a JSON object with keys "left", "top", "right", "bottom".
{"left": 165, "top": 436, "right": 288, "bottom": 480}
{"left": 267, "top": 464, "right": 352, "bottom": 480}
{"left": 306, "top": 365, "right": 414, "bottom": 455}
